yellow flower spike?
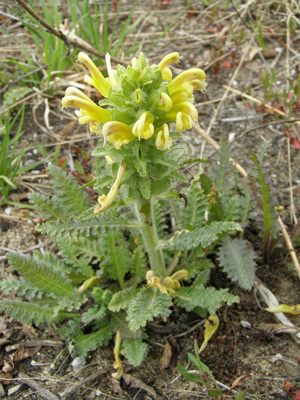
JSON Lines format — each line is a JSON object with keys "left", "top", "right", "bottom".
{"left": 77, "top": 52, "right": 111, "bottom": 98}
{"left": 132, "top": 112, "right": 154, "bottom": 140}
{"left": 78, "top": 276, "right": 100, "bottom": 293}
{"left": 112, "top": 331, "right": 123, "bottom": 379}
{"left": 159, "top": 92, "right": 173, "bottom": 111}
{"left": 168, "top": 68, "right": 205, "bottom": 92}
{"left": 156, "top": 123, "right": 172, "bottom": 151}
{"left": 105, "top": 53, "right": 118, "bottom": 87}
{"left": 158, "top": 52, "right": 180, "bottom": 81}
{"left": 94, "top": 162, "right": 126, "bottom": 214}
{"left": 102, "top": 121, "right": 136, "bottom": 149}
{"left": 175, "top": 112, "right": 192, "bottom": 131}
{"left": 198, "top": 314, "right": 219, "bottom": 354}
{"left": 266, "top": 304, "right": 300, "bottom": 315}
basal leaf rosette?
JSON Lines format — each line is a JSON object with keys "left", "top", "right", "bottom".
{"left": 62, "top": 52, "right": 206, "bottom": 212}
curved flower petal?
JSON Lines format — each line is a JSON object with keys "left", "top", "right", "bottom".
{"left": 167, "top": 68, "right": 205, "bottom": 92}
{"left": 132, "top": 112, "right": 154, "bottom": 140}
{"left": 105, "top": 53, "right": 118, "bottom": 87}
{"left": 94, "top": 162, "right": 126, "bottom": 214}
{"left": 159, "top": 92, "right": 173, "bottom": 111}
{"left": 167, "top": 102, "right": 198, "bottom": 121}
{"left": 103, "top": 121, "right": 136, "bottom": 149}
{"left": 78, "top": 52, "right": 111, "bottom": 97}
{"left": 167, "top": 82, "right": 194, "bottom": 98}
{"left": 156, "top": 123, "right": 172, "bottom": 150}
{"left": 158, "top": 52, "right": 180, "bottom": 81}
{"left": 175, "top": 112, "right": 192, "bottom": 131}
{"left": 62, "top": 88, "right": 111, "bottom": 125}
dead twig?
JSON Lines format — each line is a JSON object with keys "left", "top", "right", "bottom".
{"left": 19, "top": 372, "right": 59, "bottom": 400}
{"left": 15, "top": 0, "right": 128, "bottom": 66}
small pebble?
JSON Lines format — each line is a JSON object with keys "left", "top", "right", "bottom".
{"left": 71, "top": 357, "right": 86, "bottom": 372}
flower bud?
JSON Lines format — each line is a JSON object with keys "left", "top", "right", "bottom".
{"left": 156, "top": 124, "right": 172, "bottom": 151}
{"left": 132, "top": 112, "right": 154, "bottom": 140}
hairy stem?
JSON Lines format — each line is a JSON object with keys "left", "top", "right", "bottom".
{"left": 133, "top": 200, "right": 166, "bottom": 278}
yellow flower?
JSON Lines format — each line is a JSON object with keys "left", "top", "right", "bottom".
{"left": 77, "top": 52, "right": 111, "bottom": 98}
{"left": 175, "top": 112, "right": 192, "bottom": 131}
{"left": 132, "top": 112, "right": 154, "bottom": 140}
{"left": 102, "top": 121, "right": 136, "bottom": 149}
{"left": 62, "top": 87, "right": 111, "bottom": 132}
{"left": 156, "top": 124, "right": 172, "bottom": 151}
{"left": 158, "top": 92, "right": 173, "bottom": 111}
{"left": 167, "top": 68, "right": 206, "bottom": 93}
{"left": 105, "top": 53, "right": 118, "bottom": 87}
{"left": 94, "top": 162, "right": 126, "bottom": 214}
{"left": 158, "top": 52, "right": 180, "bottom": 81}
{"left": 167, "top": 102, "right": 198, "bottom": 122}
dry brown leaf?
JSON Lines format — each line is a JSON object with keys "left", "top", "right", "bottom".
{"left": 0, "top": 372, "right": 12, "bottom": 385}
{"left": 159, "top": 336, "right": 179, "bottom": 370}
{"left": 109, "top": 376, "right": 124, "bottom": 396}
{"left": 13, "top": 344, "right": 41, "bottom": 363}
{"left": 256, "top": 323, "right": 300, "bottom": 335}
{"left": 122, "top": 373, "right": 157, "bottom": 399}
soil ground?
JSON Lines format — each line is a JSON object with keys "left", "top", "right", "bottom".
{"left": 1, "top": 1, "right": 300, "bottom": 399}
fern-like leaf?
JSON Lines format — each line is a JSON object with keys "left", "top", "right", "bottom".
{"left": 0, "top": 299, "right": 67, "bottom": 325}
{"left": 0, "top": 277, "right": 42, "bottom": 300}
{"left": 47, "top": 164, "right": 89, "bottom": 216}
{"left": 74, "top": 326, "right": 113, "bottom": 357}
{"left": 175, "top": 285, "right": 239, "bottom": 314}
{"left": 122, "top": 339, "right": 148, "bottom": 367}
{"left": 56, "top": 237, "right": 95, "bottom": 278}
{"left": 102, "top": 231, "right": 131, "bottom": 288}
{"left": 218, "top": 238, "right": 256, "bottom": 290}
{"left": 28, "top": 192, "right": 63, "bottom": 218}
{"left": 109, "top": 287, "right": 139, "bottom": 312}
{"left": 127, "top": 287, "right": 172, "bottom": 332}
{"left": 180, "top": 181, "right": 208, "bottom": 229}
{"left": 36, "top": 214, "right": 131, "bottom": 237}
{"left": 160, "top": 221, "right": 242, "bottom": 251}
{"left": 8, "top": 253, "right": 74, "bottom": 298}
{"left": 109, "top": 312, "right": 142, "bottom": 339}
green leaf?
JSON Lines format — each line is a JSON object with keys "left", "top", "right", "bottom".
{"left": 160, "top": 221, "right": 242, "bottom": 251}
{"left": 81, "top": 306, "right": 107, "bottom": 324}
{"left": 177, "top": 362, "right": 208, "bottom": 385}
{"left": 208, "top": 389, "right": 224, "bottom": 397}
{"left": 175, "top": 284, "right": 239, "bottom": 314}
{"left": 127, "top": 287, "right": 172, "bottom": 332}
{"left": 0, "top": 86, "right": 32, "bottom": 111}
{"left": 8, "top": 253, "right": 74, "bottom": 298}
{"left": 235, "top": 393, "right": 246, "bottom": 400}
{"left": 28, "top": 192, "right": 63, "bottom": 218}
{"left": 74, "top": 325, "right": 113, "bottom": 357}
{"left": 0, "top": 299, "right": 64, "bottom": 326}
{"left": 110, "top": 311, "right": 142, "bottom": 339}
{"left": 218, "top": 238, "right": 256, "bottom": 290}
{"left": 180, "top": 182, "right": 208, "bottom": 229}
{"left": 139, "top": 176, "right": 151, "bottom": 199}
{"left": 122, "top": 339, "right": 148, "bottom": 366}
{"left": 109, "top": 287, "right": 139, "bottom": 312}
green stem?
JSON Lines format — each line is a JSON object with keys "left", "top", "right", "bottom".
{"left": 133, "top": 200, "right": 166, "bottom": 278}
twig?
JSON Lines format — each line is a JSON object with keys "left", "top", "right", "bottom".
{"left": 0, "top": 64, "right": 49, "bottom": 95}
{"left": 222, "top": 85, "right": 300, "bottom": 126}
{"left": 19, "top": 372, "right": 59, "bottom": 400}
{"left": 15, "top": 0, "right": 128, "bottom": 66}
{"left": 276, "top": 211, "right": 300, "bottom": 280}
{"left": 59, "top": 368, "right": 110, "bottom": 399}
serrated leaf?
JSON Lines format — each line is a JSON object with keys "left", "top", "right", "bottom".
{"left": 0, "top": 299, "right": 64, "bottom": 326}
{"left": 139, "top": 176, "right": 151, "bottom": 199}
{"left": 110, "top": 311, "right": 142, "bottom": 339}
{"left": 160, "top": 221, "right": 242, "bottom": 251}
{"left": 109, "top": 287, "right": 139, "bottom": 312}
{"left": 180, "top": 182, "right": 208, "bottom": 229}
{"left": 8, "top": 253, "right": 74, "bottom": 298}
{"left": 81, "top": 306, "right": 107, "bottom": 324}
{"left": 218, "top": 238, "right": 256, "bottom": 290}
{"left": 127, "top": 287, "right": 172, "bottom": 332}
{"left": 74, "top": 326, "right": 113, "bottom": 357}
{"left": 122, "top": 339, "right": 148, "bottom": 366}
{"left": 175, "top": 284, "right": 239, "bottom": 314}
